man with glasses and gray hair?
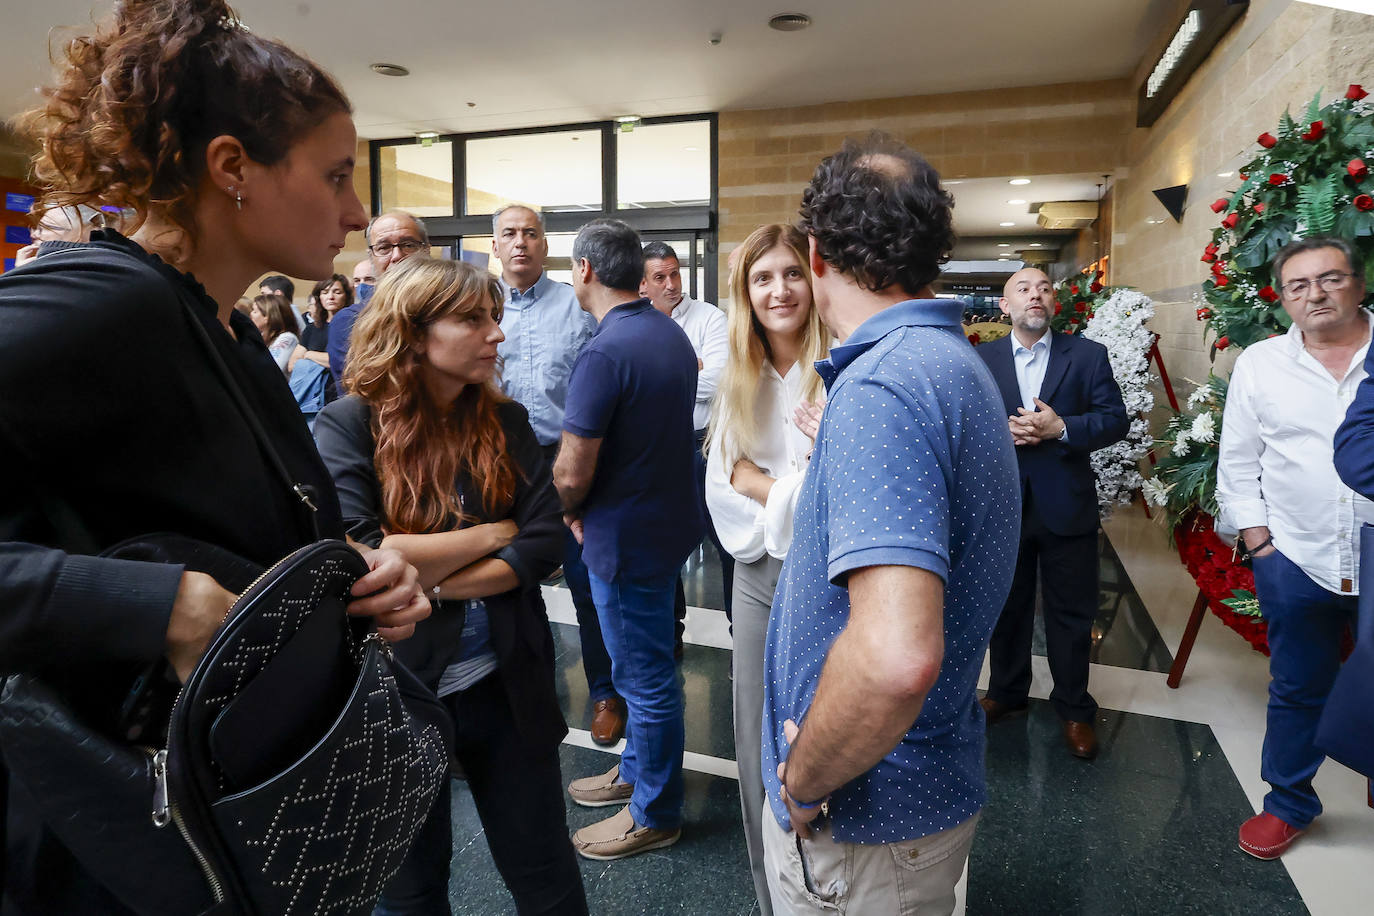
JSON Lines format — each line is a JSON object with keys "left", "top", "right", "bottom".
{"left": 327, "top": 209, "right": 429, "bottom": 387}
{"left": 1217, "top": 235, "right": 1370, "bottom": 861}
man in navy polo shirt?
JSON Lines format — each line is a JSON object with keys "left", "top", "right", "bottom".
{"left": 760, "top": 135, "right": 1021, "bottom": 914}
{"left": 554, "top": 218, "right": 704, "bottom": 861}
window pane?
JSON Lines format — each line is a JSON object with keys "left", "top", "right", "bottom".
{"left": 618, "top": 121, "right": 710, "bottom": 210}
{"left": 461, "top": 232, "right": 580, "bottom": 285}
{"left": 465, "top": 131, "right": 602, "bottom": 215}
{"left": 377, "top": 142, "right": 454, "bottom": 217}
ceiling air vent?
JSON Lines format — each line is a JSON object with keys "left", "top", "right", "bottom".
{"left": 769, "top": 13, "right": 812, "bottom": 31}
{"left": 1036, "top": 201, "right": 1098, "bottom": 230}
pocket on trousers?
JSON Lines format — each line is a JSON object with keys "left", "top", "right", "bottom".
{"left": 887, "top": 815, "right": 978, "bottom": 874}
{"left": 792, "top": 831, "right": 847, "bottom": 910}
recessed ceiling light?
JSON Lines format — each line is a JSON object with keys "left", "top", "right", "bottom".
{"left": 1009, "top": 178, "right": 1031, "bottom": 186}
{"left": 685, "top": 146, "right": 700, "bottom": 152}
{"left": 370, "top": 63, "right": 409, "bottom": 77}
{"left": 1008, "top": 199, "right": 1027, "bottom": 205}
{"left": 997, "top": 243, "right": 1011, "bottom": 247}
{"left": 768, "top": 13, "right": 812, "bottom": 31}
{"left": 1217, "top": 171, "right": 1233, "bottom": 178}
{"left": 999, "top": 221, "right": 1015, "bottom": 227}
{"left": 1029, "top": 243, "right": 1042, "bottom": 248}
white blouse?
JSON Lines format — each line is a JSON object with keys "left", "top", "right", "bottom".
{"left": 704, "top": 361, "right": 815, "bottom": 563}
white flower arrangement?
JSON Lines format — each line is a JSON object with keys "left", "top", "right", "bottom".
{"left": 1188, "top": 412, "right": 1216, "bottom": 444}
{"left": 1082, "top": 289, "right": 1157, "bottom": 515}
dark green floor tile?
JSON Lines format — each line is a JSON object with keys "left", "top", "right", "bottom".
{"left": 968, "top": 700, "right": 1306, "bottom": 915}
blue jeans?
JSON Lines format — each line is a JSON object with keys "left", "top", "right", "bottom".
{"left": 1251, "top": 549, "right": 1357, "bottom": 829}
{"left": 587, "top": 570, "right": 685, "bottom": 830}
{"left": 562, "top": 526, "right": 616, "bottom": 701}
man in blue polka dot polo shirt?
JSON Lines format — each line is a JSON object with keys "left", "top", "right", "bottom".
{"left": 758, "top": 134, "right": 1021, "bottom": 914}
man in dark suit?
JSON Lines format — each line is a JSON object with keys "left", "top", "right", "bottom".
{"left": 976, "top": 267, "right": 1128, "bottom": 758}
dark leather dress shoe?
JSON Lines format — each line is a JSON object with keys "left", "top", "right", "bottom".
{"left": 1061, "top": 719, "right": 1098, "bottom": 759}
{"left": 590, "top": 697, "right": 626, "bottom": 746}
{"left": 979, "top": 696, "right": 1028, "bottom": 727}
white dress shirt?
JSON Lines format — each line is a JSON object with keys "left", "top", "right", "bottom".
{"left": 704, "top": 361, "right": 813, "bottom": 563}
{"left": 1011, "top": 327, "right": 1053, "bottom": 410}
{"left": 670, "top": 297, "right": 729, "bottom": 431}
{"left": 1217, "top": 314, "right": 1374, "bottom": 594}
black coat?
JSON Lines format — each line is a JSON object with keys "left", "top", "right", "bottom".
{"left": 314, "top": 395, "right": 568, "bottom": 752}
{"left": 0, "top": 231, "right": 343, "bottom": 913}
{"left": 976, "top": 331, "right": 1130, "bottom": 536}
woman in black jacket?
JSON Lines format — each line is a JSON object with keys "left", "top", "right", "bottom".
{"left": 315, "top": 257, "right": 587, "bottom": 916}
{"left": 0, "top": 2, "right": 429, "bottom": 912}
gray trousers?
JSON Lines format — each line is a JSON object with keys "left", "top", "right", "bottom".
{"left": 733, "top": 554, "right": 783, "bottom": 916}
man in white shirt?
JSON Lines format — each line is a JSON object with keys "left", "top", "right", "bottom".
{"left": 641, "top": 242, "right": 734, "bottom": 629}
{"left": 1218, "top": 236, "right": 1370, "bottom": 861}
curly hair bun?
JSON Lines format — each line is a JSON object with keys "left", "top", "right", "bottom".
{"left": 20, "top": 0, "right": 349, "bottom": 253}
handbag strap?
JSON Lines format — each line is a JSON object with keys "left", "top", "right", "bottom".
{"left": 177, "top": 287, "right": 323, "bottom": 542}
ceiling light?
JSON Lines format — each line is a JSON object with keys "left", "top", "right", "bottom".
{"left": 416, "top": 130, "right": 439, "bottom": 148}
{"left": 685, "top": 146, "right": 700, "bottom": 152}
{"left": 1029, "top": 243, "right": 1042, "bottom": 248}
{"left": 999, "top": 221, "right": 1015, "bottom": 227}
{"left": 615, "top": 115, "right": 641, "bottom": 133}
{"left": 1008, "top": 199, "right": 1027, "bottom": 205}
{"left": 768, "top": 13, "right": 812, "bottom": 31}
{"left": 1009, "top": 178, "right": 1031, "bottom": 186}
{"left": 370, "top": 63, "right": 409, "bottom": 77}
{"left": 997, "top": 243, "right": 1011, "bottom": 247}
{"left": 1217, "top": 171, "right": 1233, "bottom": 178}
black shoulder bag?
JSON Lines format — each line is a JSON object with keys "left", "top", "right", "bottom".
{"left": 0, "top": 283, "right": 451, "bottom": 915}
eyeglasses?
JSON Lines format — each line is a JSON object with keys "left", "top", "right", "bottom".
{"left": 1280, "top": 271, "right": 1356, "bottom": 299}
{"left": 368, "top": 239, "right": 425, "bottom": 257}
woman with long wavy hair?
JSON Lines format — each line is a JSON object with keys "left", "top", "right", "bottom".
{"left": 0, "top": 1, "right": 428, "bottom": 911}
{"left": 315, "top": 257, "right": 587, "bottom": 916}
{"left": 704, "top": 222, "right": 830, "bottom": 916}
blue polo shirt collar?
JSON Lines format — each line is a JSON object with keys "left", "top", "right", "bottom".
{"left": 816, "top": 298, "right": 963, "bottom": 386}
{"left": 595, "top": 297, "right": 654, "bottom": 335}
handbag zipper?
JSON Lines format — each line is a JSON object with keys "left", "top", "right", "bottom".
{"left": 150, "top": 748, "right": 226, "bottom": 902}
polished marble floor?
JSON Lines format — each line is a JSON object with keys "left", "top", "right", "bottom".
{"left": 438, "top": 506, "right": 1371, "bottom": 915}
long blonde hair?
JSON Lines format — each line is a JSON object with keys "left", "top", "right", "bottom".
{"left": 709, "top": 224, "right": 829, "bottom": 467}
{"left": 344, "top": 258, "right": 514, "bottom": 534}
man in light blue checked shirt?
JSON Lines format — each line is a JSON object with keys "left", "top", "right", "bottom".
{"left": 493, "top": 204, "right": 626, "bottom": 745}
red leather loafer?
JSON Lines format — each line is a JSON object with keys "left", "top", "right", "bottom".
{"left": 1238, "top": 812, "right": 1305, "bottom": 860}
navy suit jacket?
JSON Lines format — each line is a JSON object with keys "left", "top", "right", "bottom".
{"left": 976, "top": 331, "right": 1129, "bottom": 537}
{"left": 1334, "top": 343, "right": 1374, "bottom": 499}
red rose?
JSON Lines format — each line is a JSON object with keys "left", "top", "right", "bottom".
{"left": 1216, "top": 336, "right": 1230, "bottom": 349}
{"left": 1209, "top": 198, "right": 1228, "bottom": 213}
{"left": 1089, "top": 281, "right": 1103, "bottom": 294}
{"left": 1215, "top": 274, "right": 1229, "bottom": 289}
{"left": 1258, "top": 285, "right": 1279, "bottom": 303}
{"left": 1253, "top": 202, "right": 1266, "bottom": 214}
{"left": 1302, "top": 120, "right": 1324, "bottom": 142}
{"left": 1201, "top": 252, "right": 1216, "bottom": 263}
{"left": 1196, "top": 307, "right": 1212, "bottom": 321}
{"left": 967, "top": 333, "right": 980, "bottom": 346}
{"left": 1348, "top": 84, "right": 1368, "bottom": 101}
{"left": 1074, "top": 301, "right": 1088, "bottom": 313}
{"left": 1356, "top": 194, "right": 1374, "bottom": 212}
{"left": 1054, "top": 303, "right": 1062, "bottom": 315}
{"left": 1087, "top": 311, "right": 1095, "bottom": 320}
{"left": 1070, "top": 284, "right": 1080, "bottom": 295}
{"left": 1204, "top": 241, "right": 1219, "bottom": 255}
{"left": 1257, "top": 132, "right": 1278, "bottom": 148}
{"left": 1238, "top": 171, "right": 1248, "bottom": 180}
{"left": 1221, "top": 213, "right": 1239, "bottom": 229}
{"left": 1269, "top": 173, "right": 1289, "bottom": 186}
{"left": 1349, "top": 159, "right": 1369, "bottom": 181}
{"left": 1094, "top": 270, "right": 1104, "bottom": 281}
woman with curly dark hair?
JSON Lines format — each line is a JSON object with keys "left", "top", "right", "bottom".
{"left": 315, "top": 257, "right": 588, "bottom": 915}
{"left": 0, "top": 2, "right": 430, "bottom": 911}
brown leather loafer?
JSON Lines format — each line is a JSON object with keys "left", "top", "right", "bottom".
{"left": 1061, "top": 719, "right": 1099, "bottom": 759}
{"left": 979, "top": 696, "right": 1028, "bottom": 727}
{"left": 590, "top": 697, "right": 626, "bottom": 746}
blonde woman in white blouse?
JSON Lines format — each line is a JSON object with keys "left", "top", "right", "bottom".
{"left": 705, "top": 223, "right": 829, "bottom": 916}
